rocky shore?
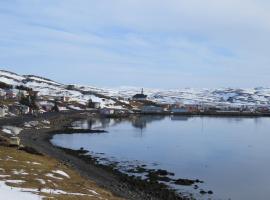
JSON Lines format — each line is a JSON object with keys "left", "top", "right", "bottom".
{"left": 0, "top": 111, "right": 194, "bottom": 200}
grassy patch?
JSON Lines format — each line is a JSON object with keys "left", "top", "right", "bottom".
{"left": 0, "top": 146, "right": 122, "bottom": 200}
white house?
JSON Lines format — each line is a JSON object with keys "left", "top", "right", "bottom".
{"left": 0, "top": 90, "right": 6, "bottom": 100}
{"left": 5, "top": 89, "right": 17, "bottom": 99}
{"left": 171, "top": 107, "right": 189, "bottom": 114}
{"left": 0, "top": 106, "right": 8, "bottom": 117}
{"left": 100, "top": 108, "right": 115, "bottom": 115}
{"left": 141, "top": 105, "right": 163, "bottom": 113}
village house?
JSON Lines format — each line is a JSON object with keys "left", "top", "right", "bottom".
{"left": 88, "top": 99, "right": 101, "bottom": 109}
{"left": 171, "top": 107, "right": 189, "bottom": 114}
{"left": 41, "top": 104, "right": 54, "bottom": 112}
{"left": 5, "top": 89, "right": 17, "bottom": 99}
{"left": 198, "top": 104, "right": 218, "bottom": 113}
{"left": 132, "top": 88, "right": 147, "bottom": 101}
{"left": 255, "top": 106, "right": 270, "bottom": 113}
{"left": 114, "top": 109, "right": 131, "bottom": 115}
{"left": 38, "top": 101, "right": 55, "bottom": 112}
{"left": 9, "top": 104, "right": 30, "bottom": 115}
{"left": 100, "top": 108, "right": 115, "bottom": 116}
{"left": 28, "top": 90, "right": 40, "bottom": 97}
{"left": 185, "top": 104, "right": 200, "bottom": 113}
{"left": 9, "top": 136, "right": 21, "bottom": 146}
{"left": 0, "top": 90, "right": 6, "bottom": 100}
{"left": 21, "top": 105, "right": 30, "bottom": 114}
{"left": 0, "top": 105, "right": 8, "bottom": 117}
{"left": 170, "top": 103, "right": 188, "bottom": 114}
{"left": 17, "top": 90, "right": 28, "bottom": 99}
{"left": 141, "top": 105, "right": 164, "bottom": 114}
{"left": 60, "top": 96, "right": 70, "bottom": 102}
{"left": 91, "top": 102, "right": 101, "bottom": 109}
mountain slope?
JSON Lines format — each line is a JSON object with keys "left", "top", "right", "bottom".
{"left": 0, "top": 70, "right": 122, "bottom": 109}
{"left": 1, "top": 70, "right": 270, "bottom": 107}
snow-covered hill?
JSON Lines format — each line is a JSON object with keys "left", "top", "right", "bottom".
{"left": 78, "top": 86, "right": 270, "bottom": 106}
{"left": 0, "top": 70, "right": 121, "bottom": 109}
{"left": 1, "top": 70, "right": 270, "bottom": 107}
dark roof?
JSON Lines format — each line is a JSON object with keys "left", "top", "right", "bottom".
{"left": 132, "top": 93, "right": 147, "bottom": 99}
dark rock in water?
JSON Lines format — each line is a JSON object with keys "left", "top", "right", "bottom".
{"left": 200, "top": 190, "right": 207, "bottom": 194}
{"left": 158, "top": 176, "right": 171, "bottom": 182}
{"left": 126, "top": 166, "right": 148, "bottom": 174}
{"left": 208, "top": 190, "right": 213, "bottom": 194}
{"left": 155, "top": 169, "right": 174, "bottom": 176}
{"left": 76, "top": 148, "right": 89, "bottom": 154}
{"left": 174, "top": 178, "right": 196, "bottom": 186}
{"left": 136, "top": 166, "right": 148, "bottom": 173}
{"left": 195, "top": 179, "right": 204, "bottom": 183}
{"left": 194, "top": 185, "right": 199, "bottom": 190}
{"left": 146, "top": 171, "right": 174, "bottom": 183}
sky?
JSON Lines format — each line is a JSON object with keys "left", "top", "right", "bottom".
{"left": 0, "top": 0, "right": 270, "bottom": 88}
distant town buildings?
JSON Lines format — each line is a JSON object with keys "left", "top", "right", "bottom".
{"left": 5, "top": 89, "right": 17, "bottom": 99}
{"left": 88, "top": 99, "right": 101, "bottom": 109}
{"left": 141, "top": 105, "right": 163, "bottom": 114}
{"left": 0, "top": 80, "right": 270, "bottom": 118}
{"left": 100, "top": 108, "right": 115, "bottom": 115}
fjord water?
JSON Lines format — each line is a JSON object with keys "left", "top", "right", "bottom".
{"left": 52, "top": 116, "right": 270, "bottom": 200}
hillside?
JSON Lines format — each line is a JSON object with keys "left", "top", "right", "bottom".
{"left": 0, "top": 70, "right": 123, "bottom": 109}
{"left": 78, "top": 86, "right": 270, "bottom": 107}
{"left": 1, "top": 70, "right": 270, "bottom": 108}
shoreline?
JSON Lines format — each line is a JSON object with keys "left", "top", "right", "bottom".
{"left": 5, "top": 111, "right": 183, "bottom": 200}
{"left": 2, "top": 111, "right": 269, "bottom": 200}
{"left": 136, "top": 112, "right": 270, "bottom": 117}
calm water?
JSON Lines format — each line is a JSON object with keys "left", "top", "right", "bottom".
{"left": 51, "top": 116, "right": 270, "bottom": 200}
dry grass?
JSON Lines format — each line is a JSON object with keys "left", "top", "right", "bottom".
{"left": 0, "top": 146, "right": 122, "bottom": 200}
{"left": 0, "top": 99, "right": 16, "bottom": 106}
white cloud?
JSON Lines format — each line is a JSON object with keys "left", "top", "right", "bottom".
{"left": 0, "top": 0, "right": 270, "bottom": 88}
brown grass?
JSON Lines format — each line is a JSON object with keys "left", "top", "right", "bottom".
{"left": 0, "top": 146, "right": 122, "bottom": 200}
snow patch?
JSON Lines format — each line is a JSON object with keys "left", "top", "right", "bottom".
{"left": 52, "top": 170, "right": 70, "bottom": 179}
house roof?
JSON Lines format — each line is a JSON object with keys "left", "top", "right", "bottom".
{"left": 132, "top": 93, "right": 147, "bottom": 99}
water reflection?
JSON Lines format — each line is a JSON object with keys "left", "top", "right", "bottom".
{"left": 54, "top": 116, "right": 270, "bottom": 200}
{"left": 72, "top": 115, "right": 263, "bottom": 132}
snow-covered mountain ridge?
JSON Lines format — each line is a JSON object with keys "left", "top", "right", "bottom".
{"left": 78, "top": 86, "right": 270, "bottom": 107}
{"left": 1, "top": 70, "right": 270, "bottom": 107}
{"left": 0, "top": 70, "right": 120, "bottom": 109}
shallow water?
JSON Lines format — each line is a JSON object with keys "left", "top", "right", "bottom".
{"left": 51, "top": 116, "right": 270, "bottom": 200}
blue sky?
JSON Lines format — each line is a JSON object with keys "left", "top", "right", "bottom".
{"left": 0, "top": 0, "right": 270, "bottom": 88}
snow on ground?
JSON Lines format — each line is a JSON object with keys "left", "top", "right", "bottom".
{"left": 45, "top": 173, "right": 63, "bottom": 180}
{"left": 52, "top": 170, "right": 70, "bottom": 179}
{"left": 24, "top": 121, "right": 51, "bottom": 129}
{"left": 6, "top": 180, "right": 26, "bottom": 184}
{"left": 1, "top": 70, "right": 270, "bottom": 107}
{"left": 26, "top": 161, "right": 41, "bottom": 165}
{"left": 12, "top": 169, "right": 28, "bottom": 176}
{"left": 0, "top": 179, "right": 96, "bottom": 199}
{"left": 0, "top": 181, "right": 42, "bottom": 200}
{"left": 67, "top": 105, "right": 83, "bottom": 110}
{"left": 0, "top": 76, "right": 20, "bottom": 85}
{"left": 0, "top": 71, "right": 25, "bottom": 81}
{"left": 2, "top": 126, "right": 22, "bottom": 135}
{"left": 2, "top": 129, "right": 12, "bottom": 134}
{"left": 35, "top": 179, "right": 45, "bottom": 185}
{"left": 25, "top": 75, "right": 62, "bottom": 86}
{"left": 0, "top": 145, "right": 112, "bottom": 200}
{"left": 78, "top": 85, "right": 270, "bottom": 106}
